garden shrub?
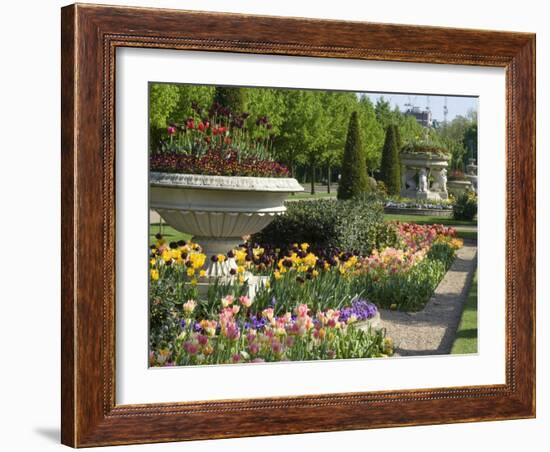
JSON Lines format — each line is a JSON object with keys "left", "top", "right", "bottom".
{"left": 380, "top": 125, "right": 401, "bottom": 195}
{"left": 252, "top": 197, "right": 399, "bottom": 256}
{"left": 213, "top": 86, "right": 247, "bottom": 112}
{"left": 337, "top": 111, "right": 370, "bottom": 199}
{"left": 453, "top": 191, "right": 477, "bottom": 220}
{"left": 376, "top": 180, "right": 388, "bottom": 196}
{"left": 367, "top": 176, "right": 378, "bottom": 191}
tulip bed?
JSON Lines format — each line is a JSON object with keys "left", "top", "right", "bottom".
{"left": 149, "top": 222, "right": 462, "bottom": 367}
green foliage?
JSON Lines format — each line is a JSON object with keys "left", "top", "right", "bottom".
{"left": 395, "top": 114, "right": 424, "bottom": 145}
{"left": 149, "top": 266, "right": 198, "bottom": 352}
{"left": 213, "top": 86, "right": 247, "bottom": 112}
{"left": 335, "top": 198, "right": 400, "bottom": 255}
{"left": 149, "top": 83, "right": 214, "bottom": 148}
{"left": 254, "top": 239, "right": 456, "bottom": 313}
{"left": 462, "top": 122, "right": 478, "bottom": 165}
{"left": 252, "top": 198, "right": 400, "bottom": 256}
{"left": 358, "top": 96, "right": 385, "bottom": 172}
{"left": 374, "top": 97, "right": 395, "bottom": 129}
{"left": 427, "top": 242, "right": 457, "bottom": 269}
{"left": 148, "top": 84, "right": 477, "bottom": 185}
{"left": 401, "top": 142, "right": 450, "bottom": 156}
{"left": 453, "top": 191, "right": 478, "bottom": 220}
{"left": 359, "top": 258, "right": 447, "bottom": 311}
{"left": 149, "top": 84, "right": 180, "bottom": 130}
{"left": 434, "top": 112, "right": 477, "bottom": 171}
{"left": 379, "top": 125, "right": 401, "bottom": 195}
{"left": 255, "top": 269, "right": 362, "bottom": 315}
{"left": 338, "top": 112, "right": 369, "bottom": 199}
{"left": 359, "top": 241, "right": 456, "bottom": 311}
{"left": 272, "top": 90, "right": 320, "bottom": 176}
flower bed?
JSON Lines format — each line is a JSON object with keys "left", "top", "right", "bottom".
{"left": 150, "top": 101, "right": 290, "bottom": 178}
{"left": 151, "top": 301, "right": 389, "bottom": 367}
{"left": 401, "top": 142, "right": 450, "bottom": 157}
{"left": 149, "top": 222, "right": 462, "bottom": 365}
{"left": 150, "top": 151, "right": 289, "bottom": 177}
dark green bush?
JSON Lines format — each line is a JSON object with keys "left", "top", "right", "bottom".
{"left": 376, "top": 180, "right": 388, "bottom": 196}
{"left": 453, "top": 191, "right": 477, "bottom": 220}
{"left": 252, "top": 197, "right": 399, "bottom": 255}
{"left": 213, "top": 86, "right": 247, "bottom": 112}
{"left": 337, "top": 112, "right": 369, "bottom": 199}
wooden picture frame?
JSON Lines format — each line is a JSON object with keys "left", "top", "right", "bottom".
{"left": 61, "top": 3, "right": 535, "bottom": 447}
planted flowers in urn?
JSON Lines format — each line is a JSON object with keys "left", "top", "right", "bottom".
{"left": 150, "top": 101, "right": 302, "bottom": 295}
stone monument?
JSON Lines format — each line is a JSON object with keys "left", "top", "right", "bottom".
{"left": 399, "top": 136, "right": 450, "bottom": 201}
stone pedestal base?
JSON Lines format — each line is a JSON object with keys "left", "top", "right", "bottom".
{"left": 193, "top": 236, "right": 240, "bottom": 277}
{"left": 401, "top": 189, "right": 448, "bottom": 201}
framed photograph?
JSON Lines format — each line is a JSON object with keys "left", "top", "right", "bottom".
{"left": 61, "top": 3, "right": 535, "bottom": 447}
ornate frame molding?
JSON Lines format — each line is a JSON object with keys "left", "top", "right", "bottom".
{"left": 61, "top": 4, "right": 535, "bottom": 447}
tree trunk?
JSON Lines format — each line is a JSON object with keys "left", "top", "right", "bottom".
{"left": 327, "top": 164, "right": 331, "bottom": 193}
{"left": 310, "top": 160, "right": 316, "bottom": 195}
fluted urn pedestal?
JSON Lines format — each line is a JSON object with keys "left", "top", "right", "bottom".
{"left": 150, "top": 172, "right": 303, "bottom": 295}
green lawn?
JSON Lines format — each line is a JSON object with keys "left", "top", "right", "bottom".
{"left": 453, "top": 230, "right": 478, "bottom": 241}
{"left": 149, "top": 223, "right": 191, "bottom": 245}
{"left": 383, "top": 213, "right": 477, "bottom": 227}
{"left": 287, "top": 191, "right": 337, "bottom": 201}
{"left": 451, "top": 271, "right": 478, "bottom": 354}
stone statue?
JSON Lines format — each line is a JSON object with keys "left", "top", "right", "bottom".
{"left": 418, "top": 168, "right": 428, "bottom": 193}
{"left": 433, "top": 168, "right": 447, "bottom": 193}
{"left": 466, "top": 158, "right": 478, "bottom": 176}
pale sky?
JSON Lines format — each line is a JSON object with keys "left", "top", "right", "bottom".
{"left": 364, "top": 92, "right": 478, "bottom": 122}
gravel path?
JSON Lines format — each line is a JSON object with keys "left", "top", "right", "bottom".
{"left": 379, "top": 240, "right": 478, "bottom": 357}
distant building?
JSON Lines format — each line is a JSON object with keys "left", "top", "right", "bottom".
{"left": 405, "top": 106, "right": 433, "bottom": 128}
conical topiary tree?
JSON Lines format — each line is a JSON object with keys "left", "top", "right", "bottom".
{"left": 337, "top": 111, "right": 369, "bottom": 200}
{"left": 213, "top": 86, "right": 247, "bottom": 113}
{"left": 380, "top": 125, "right": 401, "bottom": 196}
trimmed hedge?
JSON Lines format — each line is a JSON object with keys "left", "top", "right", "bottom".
{"left": 380, "top": 125, "right": 401, "bottom": 196}
{"left": 252, "top": 197, "right": 399, "bottom": 256}
{"left": 337, "top": 111, "right": 369, "bottom": 200}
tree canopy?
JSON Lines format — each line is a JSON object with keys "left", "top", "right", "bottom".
{"left": 149, "top": 83, "right": 477, "bottom": 186}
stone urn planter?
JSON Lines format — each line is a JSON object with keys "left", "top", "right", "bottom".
{"left": 447, "top": 179, "right": 472, "bottom": 197}
{"left": 465, "top": 158, "right": 478, "bottom": 193}
{"left": 400, "top": 151, "right": 450, "bottom": 201}
{"left": 150, "top": 172, "right": 303, "bottom": 292}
